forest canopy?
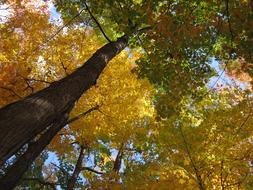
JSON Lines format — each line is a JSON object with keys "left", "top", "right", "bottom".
{"left": 0, "top": 0, "right": 253, "bottom": 189}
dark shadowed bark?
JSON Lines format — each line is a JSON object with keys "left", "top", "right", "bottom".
{"left": 0, "top": 106, "right": 98, "bottom": 190}
{"left": 66, "top": 146, "right": 85, "bottom": 190}
{"left": 0, "top": 35, "right": 128, "bottom": 165}
{"left": 0, "top": 115, "right": 68, "bottom": 190}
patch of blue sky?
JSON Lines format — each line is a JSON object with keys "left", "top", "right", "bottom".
{"left": 207, "top": 57, "right": 250, "bottom": 90}
{"left": 48, "top": 0, "right": 62, "bottom": 24}
{"left": 44, "top": 151, "right": 59, "bottom": 166}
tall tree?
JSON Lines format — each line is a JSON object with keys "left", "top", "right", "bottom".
{"left": 0, "top": 0, "right": 253, "bottom": 188}
{"left": 0, "top": 0, "right": 129, "bottom": 164}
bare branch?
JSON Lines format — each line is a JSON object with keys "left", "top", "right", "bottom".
{"left": 83, "top": 2, "right": 111, "bottom": 43}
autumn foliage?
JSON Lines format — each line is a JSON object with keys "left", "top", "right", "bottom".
{"left": 0, "top": 0, "right": 253, "bottom": 189}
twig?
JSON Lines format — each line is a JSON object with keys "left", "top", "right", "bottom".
{"left": 179, "top": 125, "right": 206, "bottom": 190}
{"left": 0, "top": 86, "right": 22, "bottom": 99}
{"left": 51, "top": 162, "right": 70, "bottom": 178}
{"left": 210, "top": 62, "right": 228, "bottom": 90}
{"left": 60, "top": 60, "right": 69, "bottom": 76}
{"left": 235, "top": 110, "right": 252, "bottom": 134}
{"left": 97, "top": 108, "right": 119, "bottom": 121}
{"left": 67, "top": 105, "right": 100, "bottom": 124}
{"left": 23, "top": 79, "right": 34, "bottom": 93}
{"left": 20, "top": 74, "right": 52, "bottom": 84}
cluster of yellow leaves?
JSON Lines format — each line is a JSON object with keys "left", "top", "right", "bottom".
{"left": 153, "top": 87, "right": 253, "bottom": 189}
{"left": 0, "top": 0, "right": 53, "bottom": 106}
{"left": 102, "top": 161, "right": 199, "bottom": 190}
{"left": 0, "top": 0, "right": 104, "bottom": 107}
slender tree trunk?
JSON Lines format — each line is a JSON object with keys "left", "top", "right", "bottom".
{"left": 113, "top": 143, "right": 124, "bottom": 174}
{"left": 0, "top": 107, "right": 98, "bottom": 190}
{"left": 0, "top": 35, "right": 128, "bottom": 165}
{"left": 66, "top": 146, "right": 85, "bottom": 190}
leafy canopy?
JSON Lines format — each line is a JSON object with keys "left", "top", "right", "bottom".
{"left": 0, "top": 0, "right": 253, "bottom": 189}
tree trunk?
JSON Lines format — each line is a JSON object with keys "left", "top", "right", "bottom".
{"left": 113, "top": 143, "right": 124, "bottom": 174}
{"left": 0, "top": 115, "right": 67, "bottom": 190}
{"left": 0, "top": 106, "right": 98, "bottom": 190}
{"left": 66, "top": 146, "right": 85, "bottom": 190}
{"left": 0, "top": 35, "right": 128, "bottom": 165}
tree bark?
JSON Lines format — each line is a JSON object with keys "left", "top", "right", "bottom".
{"left": 66, "top": 146, "right": 85, "bottom": 190}
{"left": 0, "top": 115, "right": 68, "bottom": 190}
{"left": 0, "top": 35, "right": 128, "bottom": 165}
{"left": 0, "top": 106, "right": 98, "bottom": 190}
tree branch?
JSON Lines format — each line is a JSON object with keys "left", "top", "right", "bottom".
{"left": 113, "top": 143, "right": 124, "bottom": 173}
{"left": 51, "top": 162, "right": 70, "bottom": 178}
{"left": 21, "top": 76, "right": 52, "bottom": 84}
{"left": 82, "top": 167, "right": 104, "bottom": 175}
{"left": 66, "top": 146, "right": 85, "bottom": 190}
{"left": 67, "top": 105, "right": 99, "bottom": 124}
{"left": 225, "top": 0, "right": 234, "bottom": 41}
{"left": 83, "top": 2, "right": 111, "bottom": 43}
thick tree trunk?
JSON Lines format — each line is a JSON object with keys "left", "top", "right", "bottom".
{"left": 0, "top": 115, "right": 67, "bottom": 190}
{"left": 66, "top": 146, "right": 85, "bottom": 190}
{"left": 0, "top": 106, "right": 98, "bottom": 190}
{"left": 0, "top": 35, "right": 128, "bottom": 165}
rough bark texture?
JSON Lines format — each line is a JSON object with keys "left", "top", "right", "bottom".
{"left": 0, "top": 115, "right": 68, "bottom": 190}
{"left": 0, "top": 35, "right": 128, "bottom": 165}
{"left": 0, "top": 106, "right": 97, "bottom": 190}
{"left": 66, "top": 146, "right": 85, "bottom": 190}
